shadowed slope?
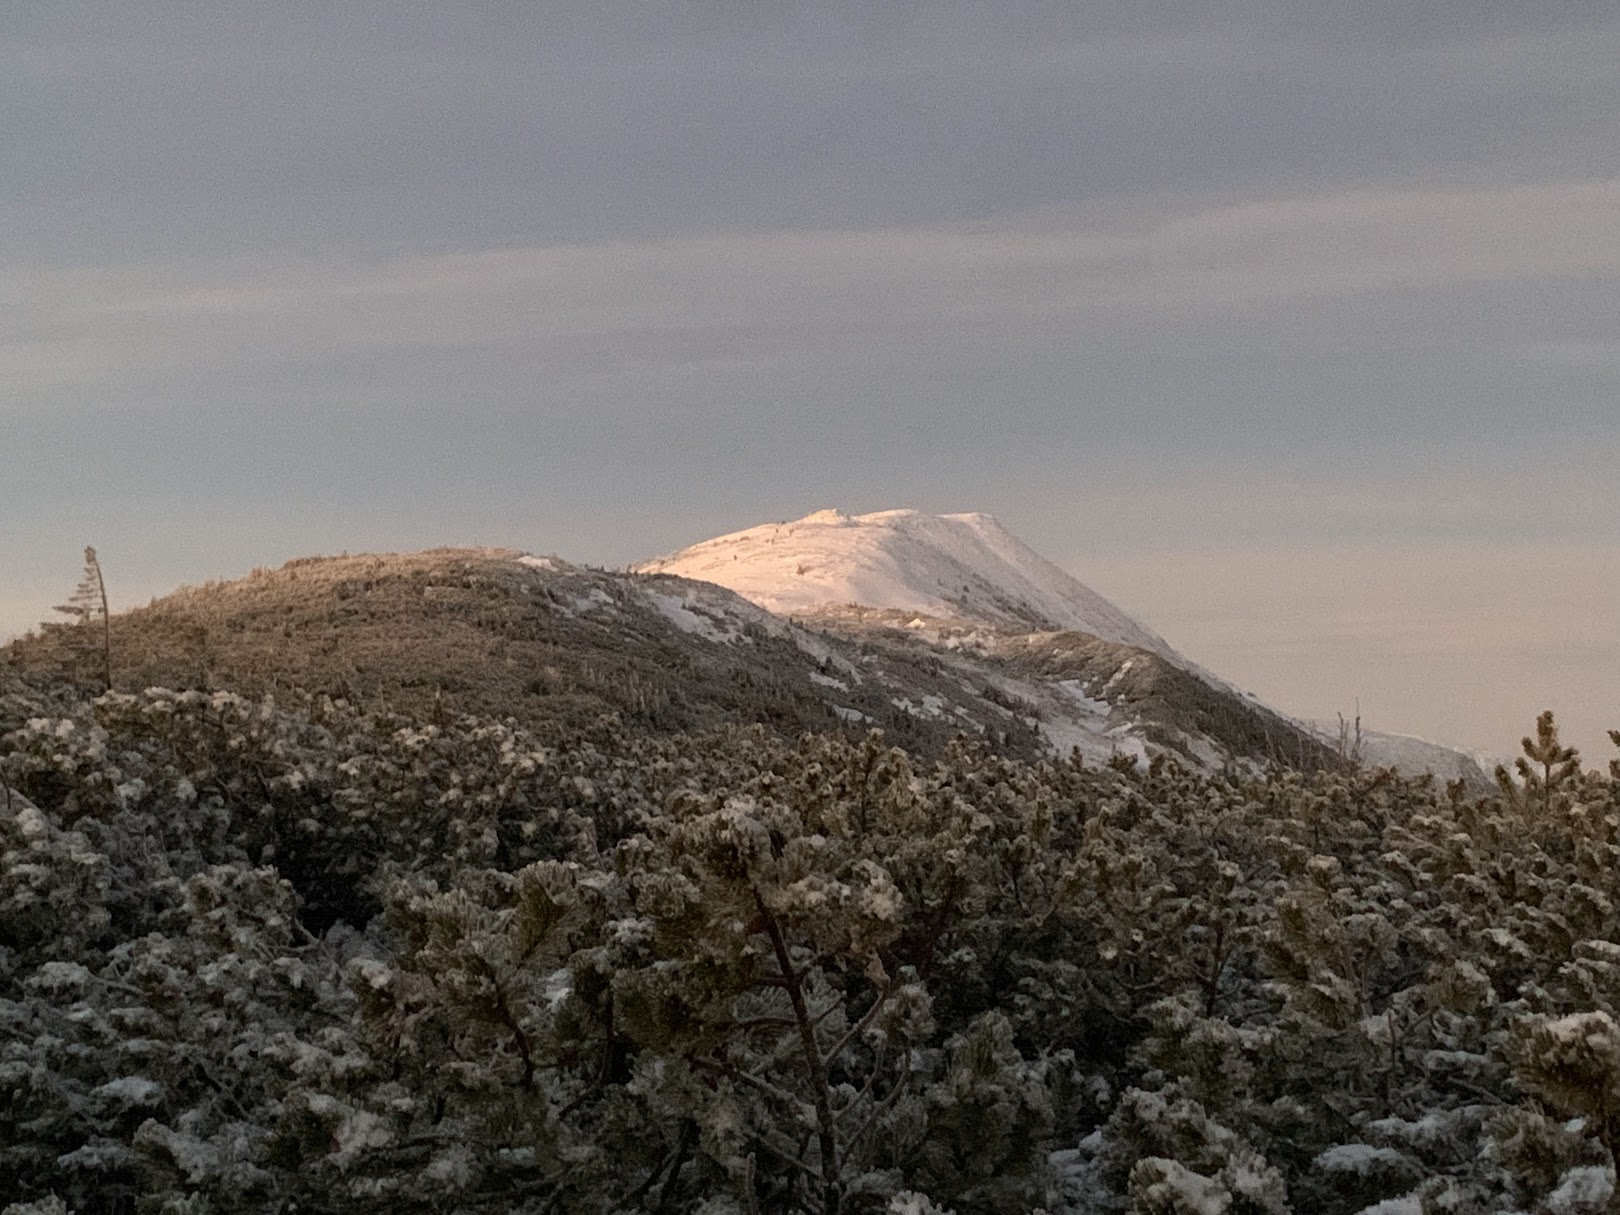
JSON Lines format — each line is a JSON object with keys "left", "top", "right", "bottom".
{"left": 1, "top": 548, "right": 1044, "bottom": 757}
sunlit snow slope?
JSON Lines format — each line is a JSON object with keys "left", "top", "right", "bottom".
{"left": 637, "top": 508, "right": 1183, "bottom": 663}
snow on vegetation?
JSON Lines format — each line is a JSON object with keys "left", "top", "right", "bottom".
{"left": 1544, "top": 1165, "right": 1614, "bottom": 1213}
{"left": 640, "top": 588, "right": 746, "bottom": 645}
{"left": 5, "top": 668, "right": 1620, "bottom": 1213}
{"left": 1056, "top": 678, "right": 1112, "bottom": 719}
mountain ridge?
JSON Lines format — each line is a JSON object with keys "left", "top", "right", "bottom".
{"left": 2, "top": 543, "right": 1346, "bottom": 774}
{"left": 636, "top": 508, "right": 1181, "bottom": 661}
{"left": 639, "top": 507, "right": 1489, "bottom": 785}
{"left": 2, "top": 511, "right": 1489, "bottom": 782}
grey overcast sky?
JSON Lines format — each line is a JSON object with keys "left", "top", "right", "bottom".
{"left": 4, "top": 3, "right": 1618, "bottom": 762}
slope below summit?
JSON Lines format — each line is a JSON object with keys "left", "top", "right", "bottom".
{"left": 636, "top": 509, "right": 1347, "bottom": 770}
{"left": 636, "top": 509, "right": 1486, "bottom": 783}
{"left": 636, "top": 508, "right": 1182, "bottom": 662}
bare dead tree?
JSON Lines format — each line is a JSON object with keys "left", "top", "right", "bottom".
{"left": 1336, "top": 700, "right": 1363, "bottom": 768}
{"left": 53, "top": 546, "right": 112, "bottom": 691}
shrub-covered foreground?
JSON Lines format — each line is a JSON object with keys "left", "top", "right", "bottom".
{"left": 5, "top": 679, "right": 1620, "bottom": 1214}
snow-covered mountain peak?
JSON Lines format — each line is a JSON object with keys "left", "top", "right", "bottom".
{"left": 636, "top": 508, "right": 1182, "bottom": 662}
{"left": 799, "top": 508, "right": 852, "bottom": 525}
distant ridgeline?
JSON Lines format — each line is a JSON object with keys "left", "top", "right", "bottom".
{"left": 4, "top": 542, "right": 1348, "bottom": 775}
{"left": 2, "top": 644, "right": 1618, "bottom": 1212}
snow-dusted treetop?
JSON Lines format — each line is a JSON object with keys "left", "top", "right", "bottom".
{"left": 637, "top": 508, "right": 1183, "bottom": 662}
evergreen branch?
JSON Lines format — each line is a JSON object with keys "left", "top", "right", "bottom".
{"left": 742, "top": 1130, "right": 819, "bottom": 1183}
{"left": 556, "top": 1009, "right": 617, "bottom": 1120}
{"left": 626, "top": 1120, "right": 697, "bottom": 1210}
{"left": 845, "top": 1068, "right": 911, "bottom": 1154}
{"left": 821, "top": 986, "right": 891, "bottom": 1069}
{"left": 1438, "top": 1077, "right": 1510, "bottom": 1108}
{"left": 723, "top": 999, "right": 839, "bottom": 1037}
{"left": 914, "top": 874, "right": 962, "bottom": 978}
{"left": 90, "top": 973, "right": 148, "bottom": 999}
{"left": 722, "top": 1013, "right": 800, "bottom": 1033}
{"left": 737, "top": 1154, "right": 764, "bottom": 1215}
{"left": 832, "top": 1039, "right": 889, "bottom": 1125}
{"left": 655, "top": 1121, "right": 697, "bottom": 1214}
{"left": 690, "top": 1053, "right": 814, "bottom": 1118}
{"left": 469, "top": 952, "right": 538, "bottom": 1090}
{"left": 182, "top": 1051, "right": 258, "bottom": 1123}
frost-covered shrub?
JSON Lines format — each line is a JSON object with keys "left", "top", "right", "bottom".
{"left": 7, "top": 675, "right": 1620, "bottom": 1213}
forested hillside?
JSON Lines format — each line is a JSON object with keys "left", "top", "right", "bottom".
{"left": 0, "top": 548, "right": 1342, "bottom": 774}
{"left": 5, "top": 666, "right": 1620, "bottom": 1213}
{"left": 1, "top": 550, "right": 1051, "bottom": 763}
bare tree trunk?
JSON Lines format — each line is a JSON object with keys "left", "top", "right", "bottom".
{"left": 93, "top": 550, "right": 111, "bottom": 692}
{"left": 755, "top": 888, "right": 841, "bottom": 1215}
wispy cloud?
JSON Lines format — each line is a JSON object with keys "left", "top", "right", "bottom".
{"left": 6, "top": 180, "right": 1615, "bottom": 400}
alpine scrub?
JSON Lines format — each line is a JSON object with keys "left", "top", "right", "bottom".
{"left": 5, "top": 674, "right": 1620, "bottom": 1213}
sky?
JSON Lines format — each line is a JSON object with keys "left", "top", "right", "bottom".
{"left": 4, "top": 3, "right": 1617, "bottom": 763}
